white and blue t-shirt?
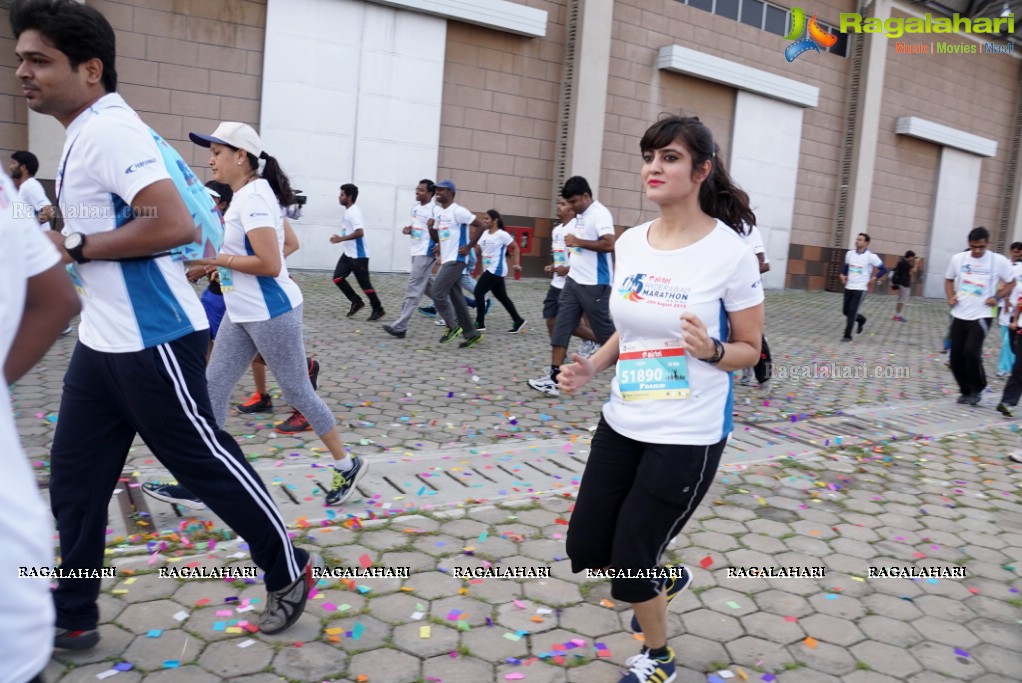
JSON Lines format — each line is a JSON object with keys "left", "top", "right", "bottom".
{"left": 844, "top": 249, "right": 883, "bottom": 290}
{"left": 220, "top": 179, "right": 303, "bottom": 323}
{"left": 568, "top": 200, "right": 615, "bottom": 286}
{"left": 56, "top": 93, "right": 209, "bottom": 353}
{"left": 550, "top": 219, "right": 573, "bottom": 289}
{"left": 409, "top": 201, "right": 435, "bottom": 258}
{"left": 435, "top": 202, "right": 475, "bottom": 265}
{"left": 1, "top": 174, "right": 57, "bottom": 683}
{"left": 479, "top": 229, "right": 514, "bottom": 276}
{"left": 18, "top": 177, "right": 52, "bottom": 231}
{"left": 602, "top": 221, "right": 763, "bottom": 445}
{"left": 339, "top": 203, "right": 369, "bottom": 259}
{"left": 945, "top": 251, "right": 1013, "bottom": 321}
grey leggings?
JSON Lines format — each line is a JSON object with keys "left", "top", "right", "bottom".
{"left": 207, "top": 305, "right": 336, "bottom": 435}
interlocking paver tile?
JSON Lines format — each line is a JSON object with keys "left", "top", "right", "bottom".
{"left": 393, "top": 621, "right": 460, "bottom": 657}
{"left": 557, "top": 602, "right": 625, "bottom": 638}
{"left": 123, "top": 629, "right": 202, "bottom": 671}
{"left": 272, "top": 641, "right": 347, "bottom": 680}
{"left": 790, "top": 638, "right": 859, "bottom": 675}
{"left": 422, "top": 654, "right": 492, "bottom": 683}
{"left": 58, "top": 663, "right": 142, "bottom": 683}
{"left": 742, "top": 611, "right": 805, "bottom": 644}
{"left": 851, "top": 641, "right": 923, "bottom": 678}
{"left": 139, "top": 666, "right": 219, "bottom": 683}
{"left": 725, "top": 634, "right": 796, "bottom": 669}
{"left": 324, "top": 614, "right": 392, "bottom": 652}
{"left": 348, "top": 649, "right": 420, "bottom": 683}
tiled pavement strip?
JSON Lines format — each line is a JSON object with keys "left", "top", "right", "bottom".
{"left": 12, "top": 271, "right": 1022, "bottom": 683}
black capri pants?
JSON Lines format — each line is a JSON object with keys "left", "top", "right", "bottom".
{"left": 567, "top": 416, "right": 725, "bottom": 603}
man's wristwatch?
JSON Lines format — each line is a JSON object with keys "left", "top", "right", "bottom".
{"left": 701, "top": 338, "right": 725, "bottom": 364}
{"left": 64, "top": 232, "right": 90, "bottom": 264}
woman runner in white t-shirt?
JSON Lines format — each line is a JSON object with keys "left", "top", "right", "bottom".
{"left": 558, "top": 116, "right": 764, "bottom": 683}
{"left": 473, "top": 209, "right": 526, "bottom": 333}
{"left": 187, "top": 122, "right": 368, "bottom": 507}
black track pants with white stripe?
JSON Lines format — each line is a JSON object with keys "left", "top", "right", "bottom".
{"left": 49, "top": 330, "right": 308, "bottom": 631}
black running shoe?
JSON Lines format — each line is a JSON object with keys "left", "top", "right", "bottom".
{"left": 237, "top": 391, "right": 273, "bottom": 413}
{"left": 308, "top": 358, "right": 320, "bottom": 391}
{"left": 54, "top": 627, "right": 100, "bottom": 650}
{"left": 368, "top": 309, "right": 385, "bottom": 322}
{"left": 141, "top": 482, "right": 206, "bottom": 509}
{"left": 346, "top": 301, "right": 365, "bottom": 317}
{"left": 326, "top": 456, "right": 369, "bottom": 505}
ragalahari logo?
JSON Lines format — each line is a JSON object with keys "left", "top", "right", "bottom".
{"left": 785, "top": 7, "right": 837, "bottom": 61}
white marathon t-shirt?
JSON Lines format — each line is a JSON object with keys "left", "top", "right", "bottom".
{"left": 57, "top": 93, "right": 209, "bottom": 352}
{"left": 998, "top": 261, "right": 1022, "bottom": 325}
{"left": 18, "top": 176, "right": 52, "bottom": 231}
{"left": 408, "top": 201, "right": 435, "bottom": 258}
{"left": 479, "top": 229, "right": 514, "bottom": 277}
{"left": 1, "top": 177, "right": 58, "bottom": 682}
{"left": 945, "top": 251, "right": 1013, "bottom": 321}
{"left": 569, "top": 200, "right": 615, "bottom": 286}
{"left": 844, "top": 249, "right": 883, "bottom": 291}
{"left": 742, "top": 224, "right": 769, "bottom": 267}
{"left": 602, "top": 221, "right": 764, "bottom": 445}
{"left": 339, "top": 203, "right": 369, "bottom": 259}
{"left": 219, "top": 179, "right": 303, "bottom": 323}
{"left": 550, "top": 219, "right": 573, "bottom": 289}
{"left": 434, "top": 202, "right": 475, "bottom": 265}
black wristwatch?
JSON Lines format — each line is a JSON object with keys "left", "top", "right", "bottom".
{"left": 64, "top": 232, "right": 90, "bottom": 264}
{"left": 701, "top": 338, "right": 725, "bottom": 364}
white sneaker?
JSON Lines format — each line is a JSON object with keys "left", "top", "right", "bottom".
{"left": 61, "top": 325, "right": 73, "bottom": 336}
{"left": 434, "top": 318, "right": 447, "bottom": 326}
{"left": 578, "top": 340, "right": 600, "bottom": 358}
{"left": 1009, "top": 451, "right": 1022, "bottom": 464}
{"left": 528, "top": 377, "right": 559, "bottom": 397}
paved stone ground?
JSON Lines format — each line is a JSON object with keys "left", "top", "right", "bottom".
{"left": 11, "top": 272, "right": 1022, "bottom": 683}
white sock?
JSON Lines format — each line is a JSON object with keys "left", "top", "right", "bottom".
{"left": 333, "top": 457, "right": 354, "bottom": 472}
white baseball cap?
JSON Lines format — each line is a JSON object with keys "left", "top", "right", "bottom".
{"left": 189, "top": 122, "right": 263, "bottom": 158}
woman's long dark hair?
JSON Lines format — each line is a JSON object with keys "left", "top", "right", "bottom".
{"left": 240, "top": 150, "right": 295, "bottom": 207}
{"left": 639, "top": 115, "right": 756, "bottom": 235}
{"left": 486, "top": 209, "right": 505, "bottom": 230}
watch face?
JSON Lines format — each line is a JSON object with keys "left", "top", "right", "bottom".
{"left": 65, "top": 232, "right": 83, "bottom": 250}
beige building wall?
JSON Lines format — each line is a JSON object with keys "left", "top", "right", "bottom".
{"left": 436, "top": 1, "right": 566, "bottom": 222}
{"left": 0, "top": 1, "right": 266, "bottom": 198}
{"left": 873, "top": 8, "right": 1020, "bottom": 260}
{"left": 606, "top": 0, "right": 851, "bottom": 245}
{"left": 0, "top": 7, "right": 27, "bottom": 165}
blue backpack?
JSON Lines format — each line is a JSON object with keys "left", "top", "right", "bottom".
{"left": 149, "top": 129, "right": 224, "bottom": 261}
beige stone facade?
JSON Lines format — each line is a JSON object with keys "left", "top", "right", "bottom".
{"left": 1, "top": 0, "right": 1019, "bottom": 289}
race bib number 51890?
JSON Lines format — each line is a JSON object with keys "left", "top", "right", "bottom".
{"left": 617, "top": 339, "right": 690, "bottom": 401}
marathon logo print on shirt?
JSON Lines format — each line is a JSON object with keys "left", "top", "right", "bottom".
{"left": 618, "top": 273, "right": 691, "bottom": 307}
{"left": 959, "top": 262, "right": 991, "bottom": 297}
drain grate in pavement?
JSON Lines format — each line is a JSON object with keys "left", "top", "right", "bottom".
{"left": 726, "top": 424, "right": 817, "bottom": 460}
{"left": 752, "top": 415, "right": 888, "bottom": 448}
{"left": 844, "top": 401, "right": 1011, "bottom": 437}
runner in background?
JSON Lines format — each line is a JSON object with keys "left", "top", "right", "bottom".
{"left": 473, "top": 209, "right": 526, "bottom": 334}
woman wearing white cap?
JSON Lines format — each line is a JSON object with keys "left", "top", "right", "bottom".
{"left": 187, "top": 122, "right": 367, "bottom": 506}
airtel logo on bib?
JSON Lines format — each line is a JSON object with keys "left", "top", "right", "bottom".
{"left": 125, "top": 158, "right": 158, "bottom": 174}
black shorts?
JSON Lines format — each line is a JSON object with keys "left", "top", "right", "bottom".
{"left": 542, "top": 284, "right": 563, "bottom": 319}
{"left": 566, "top": 416, "right": 725, "bottom": 603}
